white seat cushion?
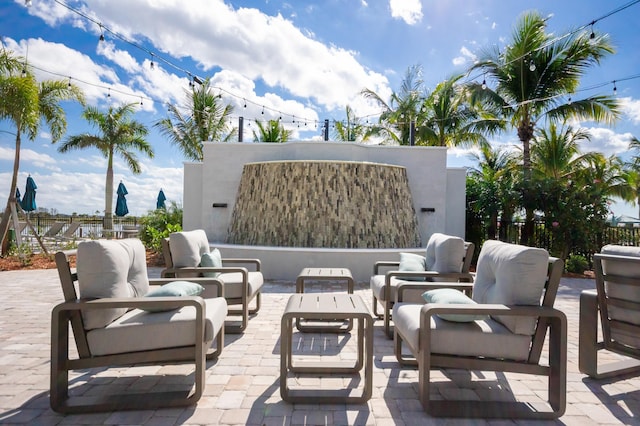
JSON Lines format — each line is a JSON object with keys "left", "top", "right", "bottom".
{"left": 77, "top": 239, "right": 150, "bottom": 330}
{"left": 425, "top": 233, "right": 466, "bottom": 274}
{"left": 217, "top": 271, "right": 264, "bottom": 300}
{"left": 86, "top": 297, "right": 227, "bottom": 356}
{"left": 393, "top": 303, "right": 532, "bottom": 361}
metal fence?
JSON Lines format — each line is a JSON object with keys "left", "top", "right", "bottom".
{"left": 12, "top": 215, "right": 139, "bottom": 240}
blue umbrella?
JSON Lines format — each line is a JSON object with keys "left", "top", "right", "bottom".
{"left": 156, "top": 189, "right": 166, "bottom": 210}
{"left": 21, "top": 176, "right": 37, "bottom": 212}
{"left": 15, "top": 188, "right": 21, "bottom": 205}
{"left": 115, "top": 182, "right": 129, "bottom": 217}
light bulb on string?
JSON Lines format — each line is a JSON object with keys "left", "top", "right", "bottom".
{"left": 25, "top": 0, "right": 32, "bottom": 7}
{"left": 529, "top": 61, "right": 536, "bottom": 72}
{"left": 68, "top": 77, "right": 71, "bottom": 88}
{"left": 150, "top": 54, "right": 154, "bottom": 70}
{"left": 613, "top": 80, "right": 617, "bottom": 96}
{"left": 99, "top": 24, "right": 105, "bottom": 42}
{"left": 481, "top": 78, "right": 487, "bottom": 90}
{"left": 243, "top": 99, "right": 247, "bottom": 108}
{"left": 261, "top": 106, "right": 264, "bottom": 115}
{"left": 589, "top": 21, "right": 596, "bottom": 41}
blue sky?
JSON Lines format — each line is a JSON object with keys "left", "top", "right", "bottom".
{"left": 1, "top": 0, "right": 639, "bottom": 217}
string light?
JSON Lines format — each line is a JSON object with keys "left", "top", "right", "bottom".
{"left": 68, "top": 77, "right": 71, "bottom": 88}
{"left": 529, "top": 60, "right": 536, "bottom": 72}
{"left": 149, "top": 53, "right": 154, "bottom": 70}
{"left": 25, "top": 0, "right": 32, "bottom": 7}
{"left": 481, "top": 78, "right": 487, "bottom": 90}
{"left": 613, "top": 80, "right": 617, "bottom": 95}
{"left": 98, "top": 24, "right": 105, "bottom": 42}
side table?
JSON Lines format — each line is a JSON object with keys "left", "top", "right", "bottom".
{"left": 280, "top": 293, "right": 373, "bottom": 404}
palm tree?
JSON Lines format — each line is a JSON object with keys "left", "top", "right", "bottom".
{"left": 418, "top": 74, "right": 502, "bottom": 148}
{"left": 361, "top": 64, "right": 427, "bottom": 145}
{"left": 252, "top": 119, "right": 291, "bottom": 142}
{"left": 0, "top": 48, "right": 85, "bottom": 255}
{"left": 57, "top": 103, "right": 153, "bottom": 231}
{"left": 155, "top": 78, "right": 236, "bottom": 161}
{"left": 468, "top": 144, "right": 520, "bottom": 239}
{"left": 468, "top": 10, "right": 620, "bottom": 244}
{"left": 332, "top": 105, "right": 370, "bottom": 142}
{"left": 530, "top": 123, "right": 599, "bottom": 180}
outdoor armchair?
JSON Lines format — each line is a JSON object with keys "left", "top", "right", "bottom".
{"left": 579, "top": 245, "right": 640, "bottom": 379}
{"left": 161, "top": 229, "right": 264, "bottom": 333}
{"left": 370, "top": 233, "right": 474, "bottom": 338}
{"left": 51, "top": 238, "right": 227, "bottom": 414}
{"left": 392, "top": 240, "right": 566, "bottom": 419}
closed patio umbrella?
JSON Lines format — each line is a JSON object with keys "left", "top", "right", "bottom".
{"left": 15, "top": 188, "right": 21, "bottom": 205}
{"left": 21, "top": 176, "right": 37, "bottom": 212}
{"left": 156, "top": 189, "right": 166, "bottom": 210}
{"left": 115, "top": 182, "right": 129, "bottom": 217}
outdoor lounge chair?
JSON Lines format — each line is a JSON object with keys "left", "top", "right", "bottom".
{"left": 392, "top": 240, "right": 566, "bottom": 419}
{"left": 579, "top": 245, "right": 640, "bottom": 379}
{"left": 161, "top": 229, "right": 264, "bottom": 333}
{"left": 51, "top": 238, "right": 227, "bottom": 414}
{"left": 42, "top": 221, "right": 65, "bottom": 239}
{"left": 53, "top": 222, "right": 82, "bottom": 245}
{"left": 370, "top": 233, "right": 474, "bottom": 338}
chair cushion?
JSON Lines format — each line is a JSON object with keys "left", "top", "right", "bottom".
{"left": 143, "top": 281, "right": 205, "bottom": 312}
{"left": 217, "top": 271, "right": 264, "bottom": 300}
{"left": 199, "top": 248, "right": 222, "bottom": 278}
{"left": 169, "top": 229, "right": 210, "bottom": 268}
{"left": 77, "top": 239, "right": 149, "bottom": 330}
{"left": 86, "top": 297, "right": 228, "bottom": 356}
{"left": 398, "top": 252, "right": 427, "bottom": 281}
{"left": 370, "top": 275, "right": 407, "bottom": 302}
{"left": 393, "top": 302, "right": 532, "bottom": 361}
{"left": 600, "top": 245, "right": 640, "bottom": 330}
{"left": 472, "top": 240, "right": 549, "bottom": 335}
{"left": 422, "top": 289, "right": 488, "bottom": 322}
{"left": 425, "top": 233, "right": 466, "bottom": 273}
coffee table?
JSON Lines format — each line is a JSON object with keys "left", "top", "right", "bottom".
{"left": 296, "top": 267, "right": 355, "bottom": 293}
{"left": 280, "top": 293, "right": 373, "bottom": 404}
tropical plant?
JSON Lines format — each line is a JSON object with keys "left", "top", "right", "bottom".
{"left": 468, "top": 10, "right": 620, "bottom": 244}
{"left": 139, "top": 201, "right": 183, "bottom": 252}
{"left": 418, "top": 74, "right": 502, "bottom": 148}
{"left": 361, "top": 64, "right": 427, "bottom": 145}
{"left": 155, "top": 78, "right": 236, "bottom": 160}
{"left": 0, "top": 48, "right": 85, "bottom": 255}
{"left": 467, "top": 144, "right": 520, "bottom": 240}
{"left": 252, "top": 119, "right": 291, "bottom": 142}
{"left": 332, "top": 105, "right": 370, "bottom": 142}
{"left": 56, "top": 103, "right": 153, "bottom": 231}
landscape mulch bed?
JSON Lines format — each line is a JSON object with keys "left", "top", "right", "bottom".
{"left": 0, "top": 250, "right": 164, "bottom": 271}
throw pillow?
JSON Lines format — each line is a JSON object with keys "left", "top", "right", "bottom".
{"left": 143, "top": 281, "right": 205, "bottom": 312}
{"left": 199, "top": 248, "right": 222, "bottom": 277}
{"left": 398, "top": 252, "right": 427, "bottom": 281}
{"left": 422, "top": 288, "right": 488, "bottom": 322}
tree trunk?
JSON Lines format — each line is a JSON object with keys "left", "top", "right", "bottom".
{"left": 518, "top": 121, "right": 535, "bottom": 246}
{"left": 0, "top": 132, "right": 22, "bottom": 256}
{"left": 104, "top": 152, "right": 114, "bottom": 234}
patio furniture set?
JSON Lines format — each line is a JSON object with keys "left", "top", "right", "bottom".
{"left": 49, "top": 229, "right": 640, "bottom": 420}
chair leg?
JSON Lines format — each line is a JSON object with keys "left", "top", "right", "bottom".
{"left": 383, "top": 300, "right": 392, "bottom": 339}
{"left": 372, "top": 294, "right": 383, "bottom": 319}
{"left": 248, "top": 292, "right": 261, "bottom": 315}
{"left": 579, "top": 290, "right": 640, "bottom": 379}
{"left": 394, "top": 329, "right": 417, "bottom": 366}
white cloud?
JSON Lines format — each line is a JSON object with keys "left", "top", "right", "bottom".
{"left": 97, "top": 41, "right": 139, "bottom": 74}
{"left": 452, "top": 46, "right": 477, "bottom": 67}
{"left": 389, "top": 0, "right": 423, "bottom": 25}
{"left": 620, "top": 96, "right": 640, "bottom": 124}
{"left": 580, "top": 127, "right": 635, "bottom": 157}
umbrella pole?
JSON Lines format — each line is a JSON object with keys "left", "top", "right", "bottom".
{"left": 14, "top": 202, "right": 48, "bottom": 256}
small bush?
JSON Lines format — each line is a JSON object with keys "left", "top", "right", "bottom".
{"left": 139, "top": 202, "right": 183, "bottom": 252}
{"left": 566, "top": 254, "right": 588, "bottom": 274}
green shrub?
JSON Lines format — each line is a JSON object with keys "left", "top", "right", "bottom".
{"left": 565, "top": 254, "right": 588, "bottom": 274}
{"left": 139, "top": 202, "right": 183, "bottom": 252}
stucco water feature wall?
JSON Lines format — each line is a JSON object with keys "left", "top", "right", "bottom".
{"left": 227, "top": 160, "right": 421, "bottom": 248}
{"left": 182, "top": 141, "right": 466, "bottom": 282}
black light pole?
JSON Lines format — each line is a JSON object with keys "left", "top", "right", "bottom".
{"left": 238, "top": 117, "right": 244, "bottom": 142}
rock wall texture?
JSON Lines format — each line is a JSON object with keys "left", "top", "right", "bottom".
{"left": 227, "top": 161, "right": 421, "bottom": 248}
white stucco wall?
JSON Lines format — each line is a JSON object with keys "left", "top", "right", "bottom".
{"left": 182, "top": 141, "right": 467, "bottom": 282}
{"left": 184, "top": 141, "right": 465, "bottom": 244}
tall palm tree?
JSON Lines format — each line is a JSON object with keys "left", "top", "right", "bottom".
{"left": 418, "top": 74, "right": 502, "bottom": 148}
{"left": 252, "top": 119, "right": 291, "bottom": 142}
{"left": 57, "top": 103, "right": 153, "bottom": 231}
{"left": 361, "top": 64, "right": 427, "bottom": 145}
{"left": 0, "top": 48, "right": 85, "bottom": 255}
{"left": 468, "top": 10, "right": 620, "bottom": 244}
{"left": 332, "top": 105, "right": 370, "bottom": 142}
{"left": 155, "top": 78, "right": 236, "bottom": 161}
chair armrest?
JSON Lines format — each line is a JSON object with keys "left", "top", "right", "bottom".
{"left": 396, "top": 282, "right": 474, "bottom": 303}
{"left": 420, "top": 303, "right": 566, "bottom": 328}
{"left": 165, "top": 266, "right": 249, "bottom": 283}
{"left": 374, "top": 261, "right": 401, "bottom": 275}
{"left": 149, "top": 277, "right": 224, "bottom": 298}
{"left": 53, "top": 296, "right": 206, "bottom": 315}
{"left": 222, "top": 258, "right": 261, "bottom": 271}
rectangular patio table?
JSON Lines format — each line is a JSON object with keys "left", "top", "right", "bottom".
{"left": 280, "top": 293, "right": 373, "bottom": 404}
